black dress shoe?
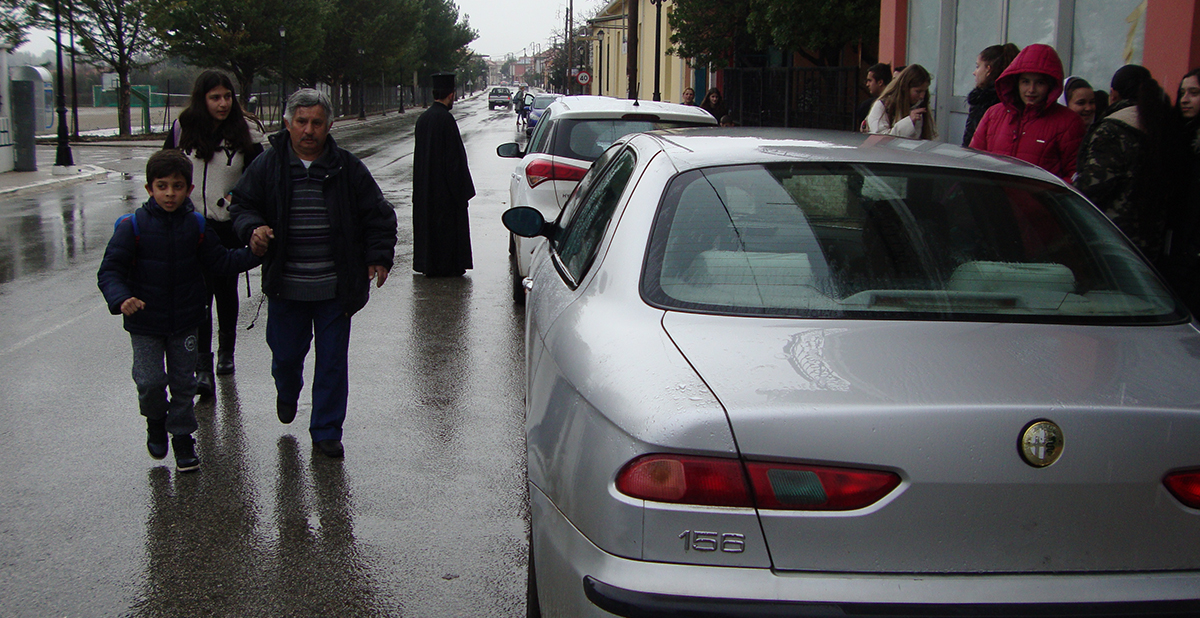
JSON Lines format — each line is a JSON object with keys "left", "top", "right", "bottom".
{"left": 172, "top": 434, "right": 200, "bottom": 472}
{"left": 146, "top": 418, "right": 168, "bottom": 460}
{"left": 195, "top": 370, "right": 215, "bottom": 398}
{"left": 215, "top": 350, "right": 234, "bottom": 375}
{"left": 314, "top": 439, "right": 344, "bottom": 458}
{"left": 277, "top": 399, "right": 297, "bottom": 424}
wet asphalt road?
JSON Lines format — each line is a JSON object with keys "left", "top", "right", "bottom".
{"left": 0, "top": 93, "right": 535, "bottom": 616}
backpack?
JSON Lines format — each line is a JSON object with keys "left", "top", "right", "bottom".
{"left": 114, "top": 209, "right": 206, "bottom": 264}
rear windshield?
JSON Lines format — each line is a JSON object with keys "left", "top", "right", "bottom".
{"left": 552, "top": 118, "right": 713, "bottom": 162}
{"left": 490, "top": 88, "right": 510, "bottom": 95}
{"left": 532, "top": 95, "right": 558, "bottom": 108}
{"left": 641, "top": 163, "right": 1185, "bottom": 324}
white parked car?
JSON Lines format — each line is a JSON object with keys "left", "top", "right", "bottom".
{"left": 496, "top": 96, "right": 716, "bottom": 303}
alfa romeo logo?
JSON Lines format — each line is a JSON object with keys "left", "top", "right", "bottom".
{"left": 1019, "top": 420, "right": 1064, "bottom": 468}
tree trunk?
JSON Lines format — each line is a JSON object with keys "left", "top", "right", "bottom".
{"left": 118, "top": 69, "right": 131, "bottom": 137}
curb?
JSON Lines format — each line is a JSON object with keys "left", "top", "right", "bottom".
{"left": 0, "top": 164, "right": 111, "bottom": 197}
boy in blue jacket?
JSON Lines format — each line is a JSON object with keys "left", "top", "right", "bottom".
{"left": 98, "top": 150, "right": 263, "bottom": 472}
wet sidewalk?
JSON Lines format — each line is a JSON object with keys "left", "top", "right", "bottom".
{"left": 0, "top": 145, "right": 109, "bottom": 198}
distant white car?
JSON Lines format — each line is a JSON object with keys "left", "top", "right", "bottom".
{"left": 496, "top": 96, "right": 716, "bottom": 303}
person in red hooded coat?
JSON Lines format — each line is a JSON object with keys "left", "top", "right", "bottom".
{"left": 969, "top": 43, "right": 1085, "bottom": 181}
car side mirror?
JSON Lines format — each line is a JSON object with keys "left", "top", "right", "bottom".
{"left": 502, "top": 207, "right": 551, "bottom": 239}
{"left": 497, "top": 142, "right": 524, "bottom": 158}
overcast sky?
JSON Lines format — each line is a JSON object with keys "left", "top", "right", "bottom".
{"left": 15, "top": 0, "right": 607, "bottom": 62}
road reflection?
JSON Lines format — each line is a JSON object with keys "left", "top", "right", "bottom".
{"left": 271, "top": 435, "right": 385, "bottom": 616}
{"left": 132, "top": 383, "right": 261, "bottom": 614}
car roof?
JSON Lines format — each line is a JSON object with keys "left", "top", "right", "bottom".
{"left": 635, "top": 127, "right": 1064, "bottom": 183}
{"left": 544, "top": 95, "right": 718, "bottom": 124}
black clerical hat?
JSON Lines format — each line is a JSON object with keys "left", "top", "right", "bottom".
{"left": 432, "top": 72, "right": 456, "bottom": 91}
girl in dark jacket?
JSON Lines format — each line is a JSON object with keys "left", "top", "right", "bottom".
{"left": 1162, "top": 68, "right": 1200, "bottom": 312}
{"left": 963, "top": 43, "right": 1019, "bottom": 146}
{"left": 970, "top": 44, "right": 1085, "bottom": 181}
{"left": 700, "top": 88, "right": 728, "bottom": 121}
{"left": 1075, "top": 65, "right": 1174, "bottom": 262}
{"left": 164, "top": 71, "right": 265, "bottom": 395}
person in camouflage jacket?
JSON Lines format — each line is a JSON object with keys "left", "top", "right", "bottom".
{"left": 1075, "top": 65, "right": 1173, "bottom": 263}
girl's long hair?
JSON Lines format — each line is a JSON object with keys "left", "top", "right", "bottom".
{"left": 977, "top": 43, "right": 1020, "bottom": 89}
{"left": 176, "top": 70, "right": 256, "bottom": 161}
{"left": 877, "top": 64, "right": 936, "bottom": 139}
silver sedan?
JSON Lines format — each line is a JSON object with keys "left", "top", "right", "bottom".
{"left": 503, "top": 128, "right": 1200, "bottom": 617}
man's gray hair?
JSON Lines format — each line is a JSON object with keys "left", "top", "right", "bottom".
{"left": 284, "top": 88, "right": 333, "bottom": 122}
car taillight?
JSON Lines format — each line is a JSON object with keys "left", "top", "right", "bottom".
{"left": 616, "top": 454, "right": 901, "bottom": 511}
{"left": 526, "top": 159, "right": 588, "bottom": 188}
{"left": 744, "top": 461, "right": 901, "bottom": 511}
{"left": 616, "top": 454, "right": 753, "bottom": 507}
{"left": 1164, "top": 469, "right": 1200, "bottom": 508}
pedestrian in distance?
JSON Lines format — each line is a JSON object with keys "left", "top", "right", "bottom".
{"left": 98, "top": 150, "right": 264, "bottom": 472}
{"left": 963, "top": 43, "right": 1020, "bottom": 146}
{"left": 163, "top": 70, "right": 266, "bottom": 398}
{"left": 865, "top": 64, "right": 937, "bottom": 139}
{"left": 229, "top": 88, "right": 398, "bottom": 459}
{"left": 681, "top": 87, "right": 697, "bottom": 106}
{"left": 856, "top": 63, "right": 892, "bottom": 132}
{"left": 412, "top": 72, "right": 476, "bottom": 278}
{"left": 514, "top": 85, "right": 528, "bottom": 127}
{"left": 1075, "top": 65, "right": 1174, "bottom": 263}
{"left": 700, "top": 87, "right": 728, "bottom": 122}
{"left": 969, "top": 43, "right": 1084, "bottom": 182}
{"left": 1162, "top": 68, "right": 1200, "bottom": 313}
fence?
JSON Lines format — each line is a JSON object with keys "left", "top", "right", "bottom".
{"left": 722, "top": 66, "right": 862, "bottom": 131}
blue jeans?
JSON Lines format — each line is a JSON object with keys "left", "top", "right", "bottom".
{"left": 131, "top": 329, "right": 198, "bottom": 436}
{"left": 266, "top": 297, "right": 351, "bottom": 442}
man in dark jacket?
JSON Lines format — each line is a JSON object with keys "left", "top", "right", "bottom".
{"left": 412, "top": 72, "right": 476, "bottom": 277}
{"left": 230, "top": 88, "right": 398, "bottom": 459}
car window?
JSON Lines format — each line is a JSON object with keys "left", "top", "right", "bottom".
{"left": 642, "top": 163, "right": 1184, "bottom": 324}
{"left": 555, "top": 148, "right": 638, "bottom": 283}
{"left": 533, "top": 95, "right": 558, "bottom": 109}
{"left": 553, "top": 118, "right": 711, "bottom": 162}
{"left": 555, "top": 145, "right": 621, "bottom": 231}
{"left": 528, "top": 112, "right": 554, "bottom": 153}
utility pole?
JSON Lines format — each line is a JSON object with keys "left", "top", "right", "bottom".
{"left": 626, "top": 0, "right": 638, "bottom": 100}
{"left": 566, "top": 0, "right": 573, "bottom": 95}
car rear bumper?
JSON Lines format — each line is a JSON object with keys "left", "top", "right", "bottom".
{"left": 531, "top": 484, "right": 1200, "bottom": 617}
{"left": 584, "top": 577, "right": 1200, "bottom": 618}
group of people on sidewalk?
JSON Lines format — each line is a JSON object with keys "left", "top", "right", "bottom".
{"left": 98, "top": 71, "right": 474, "bottom": 471}
{"left": 859, "top": 44, "right": 1200, "bottom": 318}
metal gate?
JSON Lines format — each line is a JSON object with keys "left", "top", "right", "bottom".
{"left": 723, "top": 66, "right": 861, "bottom": 131}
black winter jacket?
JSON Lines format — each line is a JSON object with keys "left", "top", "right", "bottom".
{"left": 97, "top": 198, "right": 261, "bottom": 336}
{"left": 229, "top": 130, "right": 397, "bottom": 317}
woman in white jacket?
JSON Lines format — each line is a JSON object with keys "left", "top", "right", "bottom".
{"left": 865, "top": 64, "right": 937, "bottom": 139}
{"left": 164, "top": 71, "right": 265, "bottom": 395}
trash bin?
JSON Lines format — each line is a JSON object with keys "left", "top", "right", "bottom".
{"left": 10, "top": 66, "right": 52, "bottom": 172}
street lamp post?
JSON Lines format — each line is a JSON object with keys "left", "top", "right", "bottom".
{"left": 279, "top": 26, "right": 287, "bottom": 129}
{"left": 596, "top": 30, "right": 604, "bottom": 96}
{"left": 358, "top": 49, "right": 366, "bottom": 120}
{"left": 650, "top": 0, "right": 663, "bottom": 101}
{"left": 53, "top": 0, "right": 73, "bottom": 168}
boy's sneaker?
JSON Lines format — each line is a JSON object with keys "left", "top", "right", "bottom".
{"left": 146, "top": 418, "right": 168, "bottom": 460}
{"left": 172, "top": 434, "right": 200, "bottom": 472}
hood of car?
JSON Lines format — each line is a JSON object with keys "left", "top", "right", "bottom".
{"left": 662, "top": 311, "right": 1200, "bottom": 573}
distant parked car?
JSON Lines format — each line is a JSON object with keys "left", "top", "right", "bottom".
{"left": 488, "top": 87, "right": 512, "bottom": 110}
{"left": 504, "top": 127, "right": 1200, "bottom": 617}
{"left": 525, "top": 94, "right": 561, "bottom": 136}
{"left": 496, "top": 96, "right": 716, "bottom": 302}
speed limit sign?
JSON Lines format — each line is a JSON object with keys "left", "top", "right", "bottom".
{"left": 576, "top": 70, "right": 592, "bottom": 86}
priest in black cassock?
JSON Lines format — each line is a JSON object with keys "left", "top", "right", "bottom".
{"left": 413, "top": 72, "right": 476, "bottom": 277}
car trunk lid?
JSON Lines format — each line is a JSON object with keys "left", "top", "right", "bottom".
{"left": 662, "top": 312, "right": 1200, "bottom": 573}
